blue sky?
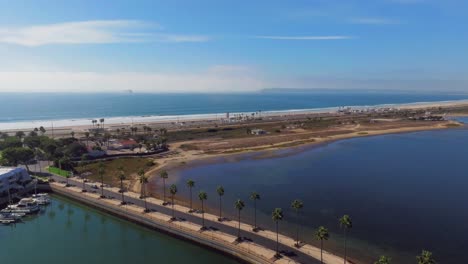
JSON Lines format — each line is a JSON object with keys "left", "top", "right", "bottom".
{"left": 0, "top": 0, "right": 467, "bottom": 92}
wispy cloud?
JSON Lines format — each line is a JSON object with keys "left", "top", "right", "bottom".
{"left": 255, "top": 35, "right": 354, "bottom": 40}
{"left": 350, "top": 17, "right": 402, "bottom": 25}
{"left": 0, "top": 20, "right": 209, "bottom": 46}
{"left": 388, "top": 0, "right": 426, "bottom": 4}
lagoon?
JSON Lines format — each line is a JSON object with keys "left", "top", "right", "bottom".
{"left": 168, "top": 119, "right": 468, "bottom": 263}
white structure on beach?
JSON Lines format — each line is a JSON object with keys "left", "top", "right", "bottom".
{"left": 0, "top": 167, "right": 32, "bottom": 195}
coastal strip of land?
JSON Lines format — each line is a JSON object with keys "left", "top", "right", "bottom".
{"left": 48, "top": 175, "right": 353, "bottom": 264}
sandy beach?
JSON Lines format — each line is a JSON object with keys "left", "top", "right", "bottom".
{"left": 1, "top": 99, "right": 468, "bottom": 133}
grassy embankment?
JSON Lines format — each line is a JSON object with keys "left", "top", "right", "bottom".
{"left": 75, "top": 157, "right": 158, "bottom": 185}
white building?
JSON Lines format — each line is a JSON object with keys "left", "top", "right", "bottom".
{"left": 0, "top": 167, "right": 32, "bottom": 195}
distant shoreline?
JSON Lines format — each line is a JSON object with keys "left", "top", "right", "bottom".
{"left": 2, "top": 98, "right": 468, "bottom": 131}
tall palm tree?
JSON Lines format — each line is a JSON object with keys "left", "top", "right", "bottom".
{"left": 416, "top": 250, "right": 436, "bottom": 264}
{"left": 98, "top": 162, "right": 105, "bottom": 198}
{"left": 339, "top": 214, "right": 353, "bottom": 264}
{"left": 234, "top": 199, "right": 245, "bottom": 241}
{"left": 84, "top": 132, "right": 90, "bottom": 146}
{"left": 216, "top": 185, "right": 225, "bottom": 221}
{"left": 80, "top": 154, "right": 87, "bottom": 192}
{"left": 291, "top": 199, "right": 304, "bottom": 246}
{"left": 315, "top": 226, "right": 330, "bottom": 263}
{"left": 374, "top": 256, "right": 391, "bottom": 264}
{"left": 272, "top": 208, "right": 284, "bottom": 258}
{"left": 186, "top": 179, "right": 195, "bottom": 212}
{"left": 138, "top": 169, "right": 146, "bottom": 199}
{"left": 250, "top": 192, "right": 261, "bottom": 231}
{"left": 169, "top": 184, "right": 177, "bottom": 220}
{"left": 160, "top": 170, "right": 169, "bottom": 205}
{"left": 117, "top": 166, "right": 126, "bottom": 205}
{"left": 65, "top": 174, "right": 70, "bottom": 187}
{"left": 138, "top": 169, "right": 150, "bottom": 213}
{"left": 198, "top": 191, "right": 208, "bottom": 230}
{"left": 100, "top": 118, "right": 105, "bottom": 129}
{"left": 70, "top": 131, "right": 75, "bottom": 138}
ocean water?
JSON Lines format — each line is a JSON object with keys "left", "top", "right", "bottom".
{"left": 0, "top": 91, "right": 467, "bottom": 130}
{"left": 165, "top": 119, "right": 468, "bottom": 264}
{"left": 0, "top": 195, "right": 239, "bottom": 264}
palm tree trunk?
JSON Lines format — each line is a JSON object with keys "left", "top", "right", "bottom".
{"left": 321, "top": 240, "right": 323, "bottom": 263}
{"left": 238, "top": 210, "right": 241, "bottom": 238}
{"left": 254, "top": 200, "right": 257, "bottom": 229}
{"left": 143, "top": 184, "right": 148, "bottom": 211}
{"left": 344, "top": 229, "right": 347, "bottom": 264}
{"left": 101, "top": 176, "right": 104, "bottom": 197}
{"left": 163, "top": 179, "right": 166, "bottom": 203}
{"left": 219, "top": 196, "right": 222, "bottom": 219}
{"left": 189, "top": 187, "right": 192, "bottom": 210}
{"left": 276, "top": 221, "right": 279, "bottom": 256}
{"left": 172, "top": 196, "right": 175, "bottom": 218}
{"left": 296, "top": 210, "right": 300, "bottom": 245}
{"left": 201, "top": 201, "right": 205, "bottom": 227}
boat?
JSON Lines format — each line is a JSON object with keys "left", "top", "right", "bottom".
{"left": 1, "top": 198, "right": 40, "bottom": 214}
{"left": 0, "top": 219, "right": 15, "bottom": 225}
{"left": 32, "top": 194, "right": 50, "bottom": 205}
{"left": 0, "top": 212, "right": 22, "bottom": 221}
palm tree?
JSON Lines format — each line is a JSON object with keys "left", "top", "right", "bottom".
{"left": 272, "top": 208, "right": 283, "bottom": 258}
{"left": 374, "top": 255, "right": 391, "bottom": 264}
{"left": 291, "top": 199, "right": 304, "bottom": 246}
{"left": 138, "top": 169, "right": 146, "bottom": 199}
{"left": 216, "top": 185, "right": 225, "bottom": 221}
{"left": 169, "top": 184, "right": 177, "bottom": 220}
{"left": 84, "top": 132, "right": 90, "bottom": 146}
{"left": 315, "top": 226, "right": 330, "bottom": 263}
{"left": 65, "top": 174, "right": 70, "bottom": 187}
{"left": 160, "top": 170, "right": 169, "bottom": 205}
{"left": 100, "top": 118, "right": 105, "bottom": 129}
{"left": 249, "top": 192, "right": 261, "bottom": 231}
{"left": 98, "top": 162, "right": 105, "bottom": 198}
{"left": 117, "top": 166, "right": 126, "bottom": 205}
{"left": 416, "top": 250, "right": 436, "bottom": 264}
{"left": 80, "top": 155, "right": 87, "bottom": 192}
{"left": 234, "top": 199, "right": 245, "bottom": 241}
{"left": 70, "top": 131, "right": 75, "bottom": 138}
{"left": 39, "top": 126, "right": 46, "bottom": 135}
{"left": 138, "top": 169, "right": 150, "bottom": 213}
{"left": 339, "top": 214, "right": 353, "bottom": 264}
{"left": 186, "top": 179, "right": 195, "bottom": 212}
{"left": 198, "top": 191, "right": 208, "bottom": 230}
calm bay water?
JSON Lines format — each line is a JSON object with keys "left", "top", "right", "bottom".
{"left": 168, "top": 119, "right": 468, "bottom": 264}
{"left": 0, "top": 195, "right": 239, "bottom": 264}
{"left": 0, "top": 91, "right": 467, "bottom": 123}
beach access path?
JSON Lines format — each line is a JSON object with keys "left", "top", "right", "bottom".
{"left": 50, "top": 176, "right": 353, "bottom": 264}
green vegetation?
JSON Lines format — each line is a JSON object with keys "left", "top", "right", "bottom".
{"left": 47, "top": 166, "right": 72, "bottom": 177}
{"left": 374, "top": 255, "right": 391, "bottom": 264}
{"left": 272, "top": 208, "right": 283, "bottom": 258}
{"left": 315, "top": 226, "right": 330, "bottom": 264}
{"left": 339, "top": 215, "right": 353, "bottom": 264}
{"left": 250, "top": 192, "right": 260, "bottom": 231}
{"left": 75, "top": 157, "right": 157, "bottom": 184}
{"left": 169, "top": 184, "right": 178, "bottom": 219}
{"left": 186, "top": 179, "right": 195, "bottom": 211}
{"left": 234, "top": 199, "right": 245, "bottom": 240}
{"left": 416, "top": 250, "right": 436, "bottom": 264}
{"left": 198, "top": 191, "right": 208, "bottom": 229}
{"left": 291, "top": 199, "right": 304, "bottom": 246}
{"left": 216, "top": 185, "right": 225, "bottom": 220}
{"left": 160, "top": 170, "right": 169, "bottom": 204}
